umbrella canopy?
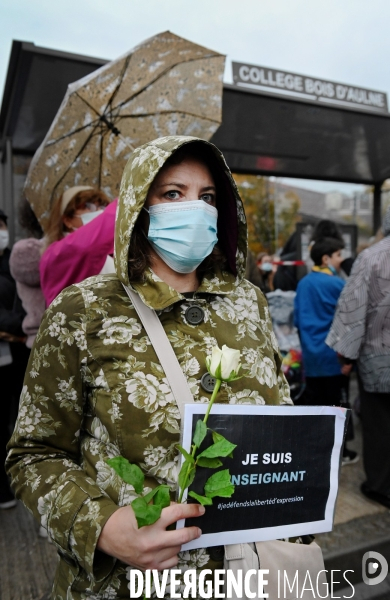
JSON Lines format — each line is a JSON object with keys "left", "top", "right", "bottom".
{"left": 24, "top": 31, "right": 225, "bottom": 227}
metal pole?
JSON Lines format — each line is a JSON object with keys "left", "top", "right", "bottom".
{"left": 4, "top": 139, "right": 15, "bottom": 245}
{"left": 0, "top": 150, "right": 4, "bottom": 213}
{"left": 265, "top": 178, "right": 271, "bottom": 251}
{"left": 352, "top": 192, "right": 357, "bottom": 224}
{"left": 373, "top": 182, "right": 382, "bottom": 235}
{"left": 273, "top": 179, "right": 278, "bottom": 254}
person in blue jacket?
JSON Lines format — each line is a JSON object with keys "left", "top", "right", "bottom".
{"left": 294, "top": 237, "right": 357, "bottom": 463}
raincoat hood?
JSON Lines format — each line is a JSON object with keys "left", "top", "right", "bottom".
{"left": 115, "top": 135, "right": 247, "bottom": 288}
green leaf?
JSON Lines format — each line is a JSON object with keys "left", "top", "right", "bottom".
{"left": 131, "top": 497, "right": 162, "bottom": 527}
{"left": 106, "top": 456, "right": 144, "bottom": 493}
{"left": 178, "top": 459, "right": 196, "bottom": 491}
{"left": 193, "top": 420, "right": 207, "bottom": 447}
{"left": 143, "top": 488, "right": 159, "bottom": 504}
{"left": 143, "top": 484, "right": 170, "bottom": 507}
{"left": 226, "top": 373, "right": 242, "bottom": 382}
{"left": 210, "top": 431, "right": 236, "bottom": 458}
{"left": 211, "top": 430, "right": 225, "bottom": 444}
{"left": 197, "top": 439, "right": 237, "bottom": 459}
{"left": 196, "top": 456, "right": 223, "bottom": 468}
{"left": 188, "top": 491, "right": 213, "bottom": 505}
{"left": 154, "top": 485, "right": 171, "bottom": 509}
{"left": 206, "top": 485, "right": 235, "bottom": 498}
{"left": 204, "top": 469, "right": 235, "bottom": 499}
{"left": 177, "top": 445, "right": 195, "bottom": 463}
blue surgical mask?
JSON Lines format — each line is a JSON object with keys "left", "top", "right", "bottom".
{"left": 0, "top": 230, "right": 9, "bottom": 251}
{"left": 80, "top": 209, "right": 104, "bottom": 226}
{"left": 328, "top": 265, "right": 337, "bottom": 275}
{"left": 260, "top": 262, "right": 273, "bottom": 272}
{"left": 145, "top": 200, "right": 218, "bottom": 273}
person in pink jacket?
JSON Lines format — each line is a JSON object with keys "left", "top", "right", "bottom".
{"left": 40, "top": 186, "right": 117, "bottom": 306}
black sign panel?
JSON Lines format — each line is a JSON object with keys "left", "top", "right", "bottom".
{"left": 185, "top": 413, "right": 334, "bottom": 532}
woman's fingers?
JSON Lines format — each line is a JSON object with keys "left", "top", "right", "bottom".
{"left": 128, "top": 545, "right": 182, "bottom": 570}
{"left": 159, "top": 502, "right": 205, "bottom": 529}
{"left": 160, "top": 525, "right": 202, "bottom": 548}
{"left": 97, "top": 502, "right": 205, "bottom": 570}
{"left": 159, "top": 555, "right": 181, "bottom": 570}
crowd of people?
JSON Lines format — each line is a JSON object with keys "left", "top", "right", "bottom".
{"left": 0, "top": 134, "right": 389, "bottom": 598}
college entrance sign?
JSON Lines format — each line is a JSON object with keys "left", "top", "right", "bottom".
{"left": 232, "top": 61, "right": 388, "bottom": 113}
{"left": 178, "top": 404, "right": 347, "bottom": 551}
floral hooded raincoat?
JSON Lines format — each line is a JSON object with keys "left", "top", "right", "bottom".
{"left": 7, "top": 136, "right": 292, "bottom": 599}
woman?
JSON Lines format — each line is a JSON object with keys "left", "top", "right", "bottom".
{"left": 7, "top": 136, "right": 291, "bottom": 599}
{"left": 40, "top": 186, "right": 116, "bottom": 305}
{"left": 256, "top": 252, "right": 275, "bottom": 293}
{"left": 0, "top": 209, "right": 30, "bottom": 509}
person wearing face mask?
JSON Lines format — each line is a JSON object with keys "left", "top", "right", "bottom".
{"left": 6, "top": 137, "right": 292, "bottom": 599}
{"left": 309, "top": 219, "right": 354, "bottom": 279}
{"left": 294, "top": 237, "right": 346, "bottom": 393}
{"left": 294, "top": 237, "right": 358, "bottom": 464}
{"left": 257, "top": 252, "right": 275, "bottom": 293}
{"left": 0, "top": 210, "right": 30, "bottom": 509}
{"left": 40, "top": 186, "right": 117, "bottom": 305}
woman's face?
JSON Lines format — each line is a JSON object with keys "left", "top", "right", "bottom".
{"left": 145, "top": 157, "right": 216, "bottom": 208}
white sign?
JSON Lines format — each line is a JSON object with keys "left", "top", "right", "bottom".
{"left": 232, "top": 62, "right": 388, "bottom": 113}
{"left": 177, "top": 404, "right": 347, "bottom": 551}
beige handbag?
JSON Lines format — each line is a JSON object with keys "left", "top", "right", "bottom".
{"left": 224, "top": 540, "right": 329, "bottom": 599}
{"left": 124, "top": 285, "right": 329, "bottom": 600}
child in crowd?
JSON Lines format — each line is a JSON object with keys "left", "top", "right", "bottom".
{"left": 294, "top": 237, "right": 357, "bottom": 465}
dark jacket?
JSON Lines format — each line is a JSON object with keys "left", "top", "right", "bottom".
{"left": 0, "top": 248, "right": 26, "bottom": 337}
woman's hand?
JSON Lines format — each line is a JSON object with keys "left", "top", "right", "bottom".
{"left": 97, "top": 502, "right": 204, "bottom": 570}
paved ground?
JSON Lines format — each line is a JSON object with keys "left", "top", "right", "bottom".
{"left": 1, "top": 376, "right": 389, "bottom": 599}
{"left": 316, "top": 379, "right": 390, "bottom": 599}
{"left": 0, "top": 503, "right": 57, "bottom": 600}
{"left": 331, "top": 411, "right": 386, "bottom": 528}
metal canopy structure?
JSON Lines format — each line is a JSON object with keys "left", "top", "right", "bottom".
{"left": 210, "top": 85, "right": 390, "bottom": 232}
{"left": 0, "top": 41, "right": 106, "bottom": 154}
{"left": 1, "top": 40, "right": 388, "bottom": 239}
{"left": 212, "top": 84, "right": 390, "bottom": 185}
{"left": 0, "top": 41, "right": 106, "bottom": 241}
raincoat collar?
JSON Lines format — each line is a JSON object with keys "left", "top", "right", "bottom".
{"left": 131, "top": 266, "right": 238, "bottom": 311}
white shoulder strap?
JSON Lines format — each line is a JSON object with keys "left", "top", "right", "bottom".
{"left": 122, "top": 284, "right": 194, "bottom": 419}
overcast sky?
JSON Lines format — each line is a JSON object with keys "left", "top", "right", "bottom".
{"left": 1, "top": 0, "right": 389, "bottom": 194}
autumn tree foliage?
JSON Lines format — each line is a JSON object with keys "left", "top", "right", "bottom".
{"left": 233, "top": 173, "right": 301, "bottom": 255}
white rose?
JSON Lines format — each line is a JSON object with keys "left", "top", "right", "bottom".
{"left": 206, "top": 344, "right": 241, "bottom": 381}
